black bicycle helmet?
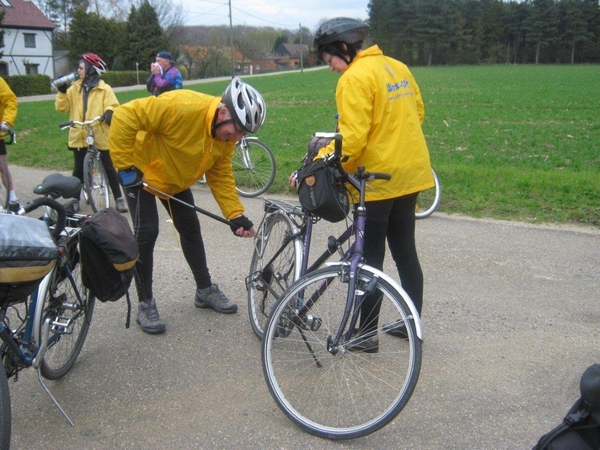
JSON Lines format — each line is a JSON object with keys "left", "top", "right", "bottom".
{"left": 221, "top": 77, "right": 266, "bottom": 134}
{"left": 313, "top": 17, "right": 370, "bottom": 53}
{"left": 80, "top": 53, "right": 108, "bottom": 76}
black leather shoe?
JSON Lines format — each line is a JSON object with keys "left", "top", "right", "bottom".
{"left": 347, "top": 337, "right": 379, "bottom": 353}
{"left": 384, "top": 321, "right": 408, "bottom": 339}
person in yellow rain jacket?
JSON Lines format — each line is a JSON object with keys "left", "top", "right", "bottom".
{"left": 55, "top": 53, "right": 127, "bottom": 213}
{"left": 299, "top": 18, "right": 434, "bottom": 351}
{"left": 109, "top": 78, "right": 266, "bottom": 335}
{"left": 0, "top": 77, "right": 19, "bottom": 210}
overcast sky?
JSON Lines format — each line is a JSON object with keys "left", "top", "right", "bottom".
{"left": 178, "top": 0, "right": 370, "bottom": 32}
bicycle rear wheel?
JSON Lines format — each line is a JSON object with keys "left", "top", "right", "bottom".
{"left": 38, "top": 243, "right": 95, "bottom": 380}
{"left": 83, "top": 151, "right": 111, "bottom": 213}
{"left": 247, "top": 210, "right": 302, "bottom": 339}
{"left": 233, "top": 138, "right": 276, "bottom": 197}
{"left": 0, "top": 361, "right": 10, "bottom": 450}
{"left": 262, "top": 265, "right": 422, "bottom": 439}
{"left": 415, "top": 167, "right": 441, "bottom": 219}
{"left": 0, "top": 157, "right": 11, "bottom": 210}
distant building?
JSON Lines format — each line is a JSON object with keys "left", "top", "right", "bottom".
{"left": 273, "top": 43, "right": 310, "bottom": 69}
{"left": 0, "top": 0, "right": 55, "bottom": 77}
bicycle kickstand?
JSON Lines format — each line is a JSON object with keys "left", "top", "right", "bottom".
{"left": 32, "top": 317, "right": 75, "bottom": 426}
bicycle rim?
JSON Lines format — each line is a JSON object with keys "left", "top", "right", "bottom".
{"left": 233, "top": 139, "right": 276, "bottom": 197}
{"left": 262, "top": 266, "right": 422, "bottom": 439}
{"left": 39, "top": 247, "right": 95, "bottom": 380}
{"left": 0, "top": 157, "right": 11, "bottom": 210}
{"left": 415, "top": 167, "right": 441, "bottom": 219}
{"left": 248, "top": 212, "right": 302, "bottom": 339}
{"left": 84, "top": 153, "right": 111, "bottom": 212}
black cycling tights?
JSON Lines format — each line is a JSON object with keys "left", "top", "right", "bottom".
{"left": 359, "top": 193, "right": 424, "bottom": 333}
{"left": 71, "top": 147, "right": 122, "bottom": 201}
{"left": 124, "top": 186, "right": 211, "bottom": 302}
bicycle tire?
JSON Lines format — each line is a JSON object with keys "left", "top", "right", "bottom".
{"left": 248, "top": 211, "right": 303, "bottom": 340}
{"left": 38, "top": 243, "right": 95, "bottom": 380}
{"left": 415, "top": 167, "right": 441, "bottom": 219}
{"left": 0, "top": 362, "right": 10, "bottom": 450}
{"left": 262, "top": 264, "right": 422, "bottom": 440}
{"left": 83, "top": 151, "right": 111, "bottom": 213}
{"left": 233, "top": 138, "right": 276, "bottom": 197}
{"left": 0, "top": 157, "right": 11, "bottom": 210}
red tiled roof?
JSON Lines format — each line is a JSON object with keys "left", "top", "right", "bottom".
{"left": 0, "top": 0, "right": 55, "bottom": 30}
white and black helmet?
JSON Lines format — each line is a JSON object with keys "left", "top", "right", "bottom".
{"left": 222, "top": 77, "right": 266, "bottom": 134}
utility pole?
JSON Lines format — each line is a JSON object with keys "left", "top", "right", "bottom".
{"left": 228, "top": 0, "right": 235, "bottom": 77}
{"left": 299, "top": 23, "right": 304, "bottom": 74}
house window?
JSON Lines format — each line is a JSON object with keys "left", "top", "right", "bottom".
{"left": 0, "top": 0, "right": 12, "bottom": 6}
{"left": 24, "top": 63, "right": 38, "bottom": 75}
{"left": 24, "top": 33, "right": 36, "bottom": 48}
{"left": 0, "top": 63, "right": 8, "bottom": 77}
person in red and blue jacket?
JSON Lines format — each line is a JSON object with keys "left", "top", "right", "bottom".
{"left": 146, "top": 50, "right": 183, "bottom": 96}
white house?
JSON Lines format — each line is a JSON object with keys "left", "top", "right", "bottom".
{"left": 0, "top": 0, "right": 55, "bottom": 77}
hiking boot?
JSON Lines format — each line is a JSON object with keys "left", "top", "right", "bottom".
{"left": 384, "top": 320, "right": 409, "bottom": 339}
{"left": 137, "top": 298, "right": 166, "bottom": 334}
{"left": 195, "top": 284, "right": 238, "bottom": 314}
{"left": 116, "top": 197, "right": 128, "bottom": 213}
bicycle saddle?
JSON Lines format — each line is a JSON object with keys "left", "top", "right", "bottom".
{"left": 33, "top": 173, "right": 82, "bottom": 199}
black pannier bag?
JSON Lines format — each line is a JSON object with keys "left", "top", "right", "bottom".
{"left": 80, "top": 208, "right": 138, "bottom": 326}
{"left": 533, "top": 364, "right": 600, "bottom": 450}
{"left": 0, "top": 214, "right": 58, "bottom": 305}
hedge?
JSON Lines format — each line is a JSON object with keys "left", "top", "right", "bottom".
{"left": 2, "top": 71, "right": 141, "bottom": 97}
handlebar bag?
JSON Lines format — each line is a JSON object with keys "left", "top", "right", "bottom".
{"left": 297, "top": 158, "right": 349, "bottom": 223}
{"left": 0, "top": 214, "right": 58, "bottom": 304}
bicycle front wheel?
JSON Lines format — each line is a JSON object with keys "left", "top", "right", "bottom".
{"left": 0, "top": 157, "right": 11, "bottom": 210}
{"left": 83, "top": 151, "right": 111, "bottom": 212}
{"left": 415, "top": 167, "right": 441, "bottom": 219}
{"left": 38, "top": 244, "right": 95, "bottom": 380}
{"left": 262, "top": 265, "right": 422, "bottom": 440}
{"left": 0, "top": 360, "right": 10, "bottom": 450}
{"left": 248, "top": 211, "right": 303, "bottom": 339}
{"left": 233, "top": 138, "right": 276, "bottom": 197}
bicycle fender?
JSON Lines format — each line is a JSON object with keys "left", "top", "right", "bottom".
{"left": 325, "top": 261, "right": 424, "bottom": 340}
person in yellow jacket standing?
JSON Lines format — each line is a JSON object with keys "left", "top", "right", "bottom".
{"left": 0, "top": 77, "right": 19, "bottom": 210}
{"left": 109, "top": 78, "right": 265, "bottom": 334}
{"left": 55, "top": 53, "right": 127, "bottom": 213}
{"left": 303, "top": 18, "right": 434, "bottom": 351}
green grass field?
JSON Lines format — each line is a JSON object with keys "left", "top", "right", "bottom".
{"left": 10, "top": 65, "right": 600, "bottom": 226}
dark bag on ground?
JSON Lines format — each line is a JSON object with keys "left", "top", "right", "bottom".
{"left": 80, "top": 208, "right": 138, "bottom": 326}
{"left": 297, "top": 158, "right": 349, "bottom": 223}
{"left": 533, "top": 364, "right": 600, "bottom": 450}
{"left": 0, "top": 215, "right": 58, "bottom": 305}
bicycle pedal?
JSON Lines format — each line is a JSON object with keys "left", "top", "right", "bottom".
{"left": 50, "top": 316, "right": 74, "bottom": 334}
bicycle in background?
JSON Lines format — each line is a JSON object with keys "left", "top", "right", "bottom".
{"left": 59, "top": 116, "right": 110, "bottom": 212}
{"left": 249, "top": 134, "right": 422, "bottom": 439}
{"left": 415, "top": 166, "right": 441, "bottom": 219}
{"left": 0, "top": 173, "right": 95, "bottom": 448}
{"left": 199, "top": 136, "right": 276, "bottom": 198}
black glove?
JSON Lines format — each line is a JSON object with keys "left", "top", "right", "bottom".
{"left": 102, "top": 110, "right": 113, "bottom": 126}
{"left": 57, "top": 84, "right": 67, "bottom": 94}
{"left": 118, "top": 167, "right": 144, "bottom": 187}
{"left": 229, "top": 215, "right": 253, "bottom": 235}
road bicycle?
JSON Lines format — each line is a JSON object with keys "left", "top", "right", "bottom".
{"left": 59, "top": 116, "right": 110, "bottom": 212}
{"left": 415, "top": 166, "right": 441, "bottom": 219}
{"left": 199, "top": 136, "right": 276, "bottom": 197}
{"left": 0, "top": 130, "right": 16, "bottom": 211}
{"left": 0, "top": 173, "right": 95, "bottom": 449}
{"left": 249, "top": 134, "right": 423, "bottom": 439}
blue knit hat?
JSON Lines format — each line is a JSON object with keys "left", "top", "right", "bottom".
{"left": 156, "top": 51, "right": 174, "bottom": 62}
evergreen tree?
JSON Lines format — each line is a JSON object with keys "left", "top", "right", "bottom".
{"left": 121, "top": 1, "right": 168, "bottom": 71}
